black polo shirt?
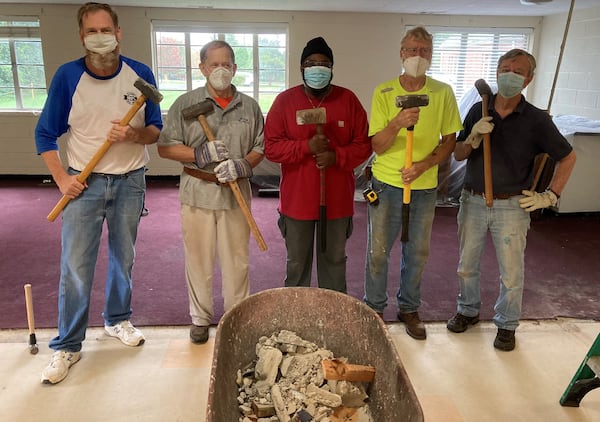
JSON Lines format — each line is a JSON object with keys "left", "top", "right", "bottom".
{"left": 458, "top": 95, "right": 573, "bottom": 195}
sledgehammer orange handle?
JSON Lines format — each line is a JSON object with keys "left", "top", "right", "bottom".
{"left": 47, "top": 94, "right": 148, "bottom": 222}
{"left": 197, "top": 115, "right": 268, "bottom": 251}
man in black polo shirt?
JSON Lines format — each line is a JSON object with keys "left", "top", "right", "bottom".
{"left": 446, "top": 49, "right": 576, "bottom": 351}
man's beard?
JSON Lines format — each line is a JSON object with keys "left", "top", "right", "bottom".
{"left": 87, "top": 49, "right": 119, "bottom": 70}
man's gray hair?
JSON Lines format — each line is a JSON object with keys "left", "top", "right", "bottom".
{"left": 200, "top": 40, "right": 236, "bottom": 64}
{"left": 498, "top": 49, "right": 536, "bottom": 77}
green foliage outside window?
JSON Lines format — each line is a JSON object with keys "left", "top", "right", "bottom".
{"left": 0, "top": 20, "right": 47, "bottom": 110}
{"left": 154, "top": 26, "right": 287, "bottom": 113}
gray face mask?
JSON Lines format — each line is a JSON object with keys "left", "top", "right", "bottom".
{"left": 84, "top": 33, "right": 118, "bottom": 54}
{"left": 497, "top": 72, "right": 525, "bottom": 98}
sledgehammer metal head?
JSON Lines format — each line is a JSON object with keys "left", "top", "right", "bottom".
{"left": 181, "top": 100, "right": 214, "bottom": 121}
{"left": 396, "top": 94, "right": 429, "bottom": 131}
{"left": 133, "top": 78, "right": 163, "bottom": 104}
{"left": 296, "top": 107, "right": 326, "bottom": 126}
{"left": 296, "top": 107, "right": 326, "bottom": 136}
{"left": 475, "top": 78, "right": 494, "bottom": 99}
{"left": 395, "top": 94, "right": 429, "bottom": 109}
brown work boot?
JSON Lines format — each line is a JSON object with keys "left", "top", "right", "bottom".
{"left": 397, "top": 311, "right": 426, "bottom": 340}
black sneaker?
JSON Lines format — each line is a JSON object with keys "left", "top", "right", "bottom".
{"left": 447, "top": 313, "right": 480, "bottom": 333}
{"left": 190, "top": 325, "right": 209, "bottom": 344}
{"left": 494, "top": 328, "right": 516, "bottom": 351}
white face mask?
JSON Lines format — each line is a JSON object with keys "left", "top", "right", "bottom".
{"left": 84, "top": 33, "right": 118, "bottom": 55}
{"left": 208, "top": 67, "right": 233, "bottom": 91}
{"left": 403, "top": 56, "right": 430, "bottom": 78}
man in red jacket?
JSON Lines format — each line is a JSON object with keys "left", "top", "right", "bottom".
{"left": 264, "top": 36, "right": 372, "bottom": 292}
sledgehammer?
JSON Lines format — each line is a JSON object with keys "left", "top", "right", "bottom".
{"left": 47, "top": 77, "right": 163, "bottom": 222}
{"left": 24, "top": 284, "right": 38, "bottom": 354}
{"left": 475, "top": 79, "right": 494, "bottom": 207}
{"left": 296, "top": 107, "right": 327, "bottom": 252}
{"left": 395, "top": 94, "right": 429, "bottom": 242}
{"left": 182, "top": 101, "right": 267, "bottom": 251}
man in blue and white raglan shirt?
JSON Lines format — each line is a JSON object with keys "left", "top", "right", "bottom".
{"left": 34, "top": 2, "right": 162, "bottom": 385}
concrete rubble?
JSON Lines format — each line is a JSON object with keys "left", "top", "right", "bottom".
{"left": 236, "top": 330, "right": 374, "bottom": 422}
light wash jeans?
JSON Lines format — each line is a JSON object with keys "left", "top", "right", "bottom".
{"left": 278, "top": 213, "right": 352, "bottom": 293}
{"left": 49, "top": 167, "right": 146, "bottom": 352}
{"left": 455, "top": 189, "right": 530, "bottom": 330}
{"left": 364, "top": 177, "right": 437, "bottom": 313}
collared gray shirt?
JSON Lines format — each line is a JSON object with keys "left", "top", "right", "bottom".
{"left": 158, "top": 85, "right": 264, "bottom": 209}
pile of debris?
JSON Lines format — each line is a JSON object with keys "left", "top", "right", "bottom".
{"left": 236, "top": 330, "right": 375, "bottom": 422}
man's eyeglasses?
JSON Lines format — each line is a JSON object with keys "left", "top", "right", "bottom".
{"left": 207, "top": 63, "right": 234, "bottom": 71}
{"left": 401, "top": 47, "right": 432, "bottom": 55}
{"left": 302, "top": 60, "right": 332, "bottom": 68}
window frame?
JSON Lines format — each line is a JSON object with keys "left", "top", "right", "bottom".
{"left": 151, "top": 21, "right": 288, "bottom": 112}
{"left": 0, "top": 16, "right": 46, "bottom": 110}
{"left": 422, "top": 26, "right": 534, "bottom": 102}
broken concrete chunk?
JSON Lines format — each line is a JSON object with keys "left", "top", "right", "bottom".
{"left": 255, "top": 346, "right": 283, "bottom": 385}
{"left": 328, "top": 380, "right": 369, "bottom": 407}
{"left": 306, "top": 383, "right": 342, "bottom": 408}
{"left": 271, "top": 384, "right": 291, "bottom": 422}
{"left": 237, "top": 331, "right": 374, "bottom": 422}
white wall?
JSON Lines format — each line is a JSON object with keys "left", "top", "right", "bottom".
{"left": 533, "top": 7, "right": 600, "bottom": 118}
{"left": 1, "top": 3, "right": 598, "bottom": 176}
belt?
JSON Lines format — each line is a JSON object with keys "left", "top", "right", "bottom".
{"left": 465, "top": 188, "right": 522, "bottom": 200}
{"left": 87, "top": 167, "right": 144, "bottom": 179}
{"left": 183, "top": 166, "right": 227, "bottom": 186}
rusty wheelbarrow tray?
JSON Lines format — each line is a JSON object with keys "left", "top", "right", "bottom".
{"left": 206, "top": 287, "right": 424, "bottom": 421}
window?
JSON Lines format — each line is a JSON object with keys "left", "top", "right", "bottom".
{"left": 425, "top": 27, "right": 532, "bottom": 102}
{"left": 0, "top": 18, "right": 47, "bottom": 110}
{"left": 152, "top": 22, "right": 287, "bottom": 112}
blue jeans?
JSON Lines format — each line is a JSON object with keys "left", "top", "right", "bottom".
{"left": 49, "top": 167, "right": 146, "bottom": 352}
{"left": 278, "top": 213, "right": 352, "bottom": 293}
{"left": 455, "top": 189, "right": 530, "bottom": 330}
{"left": 364, "top": 177, "right": 437, "bottom": 313}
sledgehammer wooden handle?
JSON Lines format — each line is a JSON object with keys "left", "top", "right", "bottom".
{"left": 481, "top": 93, "right": 493, "bottom": 207}
{"left": 197, "top": 115, "right": 268, "bottom": 251}
{"left": 47, "top": 94, "right": 148, "bottom": 222}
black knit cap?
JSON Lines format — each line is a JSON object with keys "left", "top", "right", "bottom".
{"left": 301, "top": 36, "right": 334, "bottom": 65}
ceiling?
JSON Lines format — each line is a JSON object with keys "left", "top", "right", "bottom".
{"left": 1, "top": 0, "right": 597, "bottom": 17}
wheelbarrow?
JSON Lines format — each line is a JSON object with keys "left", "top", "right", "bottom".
{"left": 206, "top": 287, "right": 424, "bottom": 421}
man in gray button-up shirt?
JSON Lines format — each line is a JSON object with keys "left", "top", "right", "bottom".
{"left": 158, "top": 40, "right": 264, "bottom": 344}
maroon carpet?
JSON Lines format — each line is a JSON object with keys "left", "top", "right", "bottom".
{"left": 1, "top": 177, "right": 599, "bottom": 330}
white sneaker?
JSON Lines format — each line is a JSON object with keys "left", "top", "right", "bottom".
{"left": 104, "top": 320, "right": 145, "bottom": 347}
{"left": 41, "top": 350, "right": 81, "bottom": 384}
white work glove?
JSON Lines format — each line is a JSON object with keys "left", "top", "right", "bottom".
{"left": 194, "top": 140, "right": 229, "bottom": 168}
{"left": 214, "top": 158, "right": 253, "bottom": 183}
{"left": 464, "top": 116, "right": 494, "bottom": 149}
{"left": 519, "top": 189, "right": 558, "bottom": 212}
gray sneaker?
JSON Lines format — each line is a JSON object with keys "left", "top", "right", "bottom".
{"left": 105, "top": 320, "right": 145, "bottom": 347}
{"left": 190, "top": 325, "right": 209, "bottom": 344}
{"left": 41, "top": 350, "right": 81, "bottom": 384}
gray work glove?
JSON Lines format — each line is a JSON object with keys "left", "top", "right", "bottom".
{"left": 519, "top": 189, "right": 558, "bottom": 212}
{"left": 464, "top": 116, "right": 494, "bottom": 149}
{"left": 194, "top": 140, "right": 229, "bottom": 168}
{"left": 214, "top": 158, "right": 253, "bottom": 183}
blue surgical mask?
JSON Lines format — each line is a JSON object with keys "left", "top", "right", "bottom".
{"left": 303, "top": 66, "right": 332, "bottom": 90}
{"left": 497, "top": 72, "right": 525, "bottom": 98}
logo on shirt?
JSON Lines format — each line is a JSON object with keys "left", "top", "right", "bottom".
{"left": 123, "top": 92, "right": 138, "bottom": 105}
